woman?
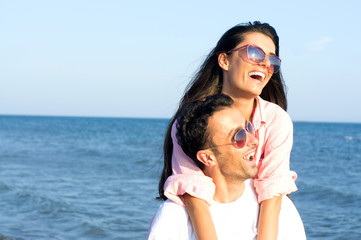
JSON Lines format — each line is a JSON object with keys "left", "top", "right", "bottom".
{"left": 158, "top": 21, "right": 298, "bottom": 240}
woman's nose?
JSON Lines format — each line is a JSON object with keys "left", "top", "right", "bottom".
{"left": 259, "top": 56, "right": 272, "bottom": 69}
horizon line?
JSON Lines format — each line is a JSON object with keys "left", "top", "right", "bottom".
{"left": 0, "top": 113, "right": 360, "bottom": 124}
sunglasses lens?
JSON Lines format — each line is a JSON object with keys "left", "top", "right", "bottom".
{"left": 269, "top": 56, "right": 281, "bottom": 73}
{"left": 247, "top": 46, "right": 265, "bottom": 63}
{"left": 246, "top": 46, "right": 281, "bottom": 73}
{"left": 247, "top": 122, "right": 254, "bottom": 135}
{"left": 234, "top": 129, "right": 247, "bottom": 148}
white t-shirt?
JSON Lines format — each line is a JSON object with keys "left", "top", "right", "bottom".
{"left": 147, "top": 180, "right": 306, "bottom": 240}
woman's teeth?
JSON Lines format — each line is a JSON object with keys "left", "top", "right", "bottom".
{"left": 249, "top": 72, "right": 265, "bottom": 81}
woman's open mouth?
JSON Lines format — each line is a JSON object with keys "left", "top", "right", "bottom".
{"left": 248, "top": 71, "right": 265, "bottom": 82}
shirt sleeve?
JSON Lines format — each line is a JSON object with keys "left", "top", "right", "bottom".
{"left": 253, "top": 109, "right": 298, "bottom": 203}
{"left": 278, "top": 196, "right": 306, "bottom": 239}
{"left": 163, "top": 121, "right": 216, "bottom": 206}
{"left": 147, "top": 201, "right": 192, "bottom": 240}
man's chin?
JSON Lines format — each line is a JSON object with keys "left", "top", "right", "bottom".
{"left": 248, "top": 166, "right": 258, "bottom": 178}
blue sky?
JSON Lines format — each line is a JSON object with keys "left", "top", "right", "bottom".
{"left": 1, "top": 0, "right": 360, "bottom": 123}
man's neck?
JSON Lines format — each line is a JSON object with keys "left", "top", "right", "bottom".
{"left": 212, "top": 177, "right": 246, "bottom": 204}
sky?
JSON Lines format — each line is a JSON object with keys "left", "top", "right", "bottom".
{"left": 1, "top": 0, "right": 360, "bottom": 123}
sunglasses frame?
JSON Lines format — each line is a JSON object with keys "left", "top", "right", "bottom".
{"left": 203, "top": 122, "right": 254, "bottom": 150}
{"left": 227, "top": 44, "right": 282, "bottom": 73}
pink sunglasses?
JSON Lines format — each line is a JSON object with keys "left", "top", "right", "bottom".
{"left": 204, "top": 122, "right": 254, "bottom": 150}
{"left": 227, "top": 44, "right": 282, "bottom": 73}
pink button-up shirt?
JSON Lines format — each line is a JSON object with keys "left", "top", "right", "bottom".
{"left": 164, "top": 96, "right": 298, "bottom": 205}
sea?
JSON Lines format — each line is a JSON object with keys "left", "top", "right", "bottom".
{"left": 0, "top": 115, "right": 360, "bottom": 240}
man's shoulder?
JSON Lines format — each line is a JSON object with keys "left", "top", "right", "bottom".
{"left": 153, "top": 199, "right": 188, "bottom": 222}
{"left": 147, "top": 200, "right": 193, "bottom": 239}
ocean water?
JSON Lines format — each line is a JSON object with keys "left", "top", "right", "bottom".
{"left": 0, "top": 116, "right": 360, "bottom": 240}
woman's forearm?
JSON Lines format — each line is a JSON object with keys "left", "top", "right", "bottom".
{"left": 257, "top": 195, "right": 283, "bottom": 240}
{"left": 184, "top": 193, "right": 218, "bottom": 240}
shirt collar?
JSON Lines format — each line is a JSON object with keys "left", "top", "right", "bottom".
{"left": 253, "top": 96, "right": 266, "bottom": 130}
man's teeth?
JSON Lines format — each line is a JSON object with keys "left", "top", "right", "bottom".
{"left": 249, "top": 72, "right": 265, "bottom": 80}
{"left": 243, "top": 153, "right": 254, "bottom": 160}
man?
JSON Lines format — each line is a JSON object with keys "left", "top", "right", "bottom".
{"left": 147, "top": 94, "right": 305, "bottom": 239}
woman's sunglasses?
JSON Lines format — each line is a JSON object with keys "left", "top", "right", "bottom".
{"left": 204, "top": 122, "right": 254, "bottom": 150}
{"left": 227, "top": 44, "right": 281, "bottom": 73}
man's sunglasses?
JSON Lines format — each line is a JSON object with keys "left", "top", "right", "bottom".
{"left": 227, "top": 44, "right": 281, "bottom": 73}
{"left": 204, "top": 122, "right": 254, "bottom": 150}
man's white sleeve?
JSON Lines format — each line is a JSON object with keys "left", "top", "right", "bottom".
{"left": 147, "top": 200, "right": 193, "bottom": 240}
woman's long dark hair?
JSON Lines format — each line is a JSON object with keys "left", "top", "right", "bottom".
{"left": 158, "top": 21, "right": 287, "bottom": 200}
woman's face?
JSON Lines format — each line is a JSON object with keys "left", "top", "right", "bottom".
{"left": 221, "top": 32, "right": 277, "bottom": 99}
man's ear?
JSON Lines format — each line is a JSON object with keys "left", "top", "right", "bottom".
{"left": 218, "top": 52, "right": 230, "bottom": 71}
{"left": 196, "top": 150, "right": 217, "bottom": 167}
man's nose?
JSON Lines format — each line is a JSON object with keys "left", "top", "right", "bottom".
{"left": 247, "top": 132, "right": 258, "bottom": 148}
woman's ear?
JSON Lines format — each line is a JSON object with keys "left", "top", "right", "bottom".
{"left": 196, "top": 150, "right": 217, "bottom": 167}
{"left": 218, "top": 52, "right": 230, "bottom": 71}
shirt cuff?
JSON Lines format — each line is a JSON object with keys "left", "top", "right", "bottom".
{"left": 254, "top": 171, "right": 298, "bottom": 203}
{"left": 164, "top": 173, "right": 216, "bottom": 206}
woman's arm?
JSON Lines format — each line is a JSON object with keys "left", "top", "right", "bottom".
{"left": 254, "top": 102, "right": 297, "bottom": 239}
{"left": 254, "top": 107, "right": 297, "bottom": 203}
{"left": 184, "top": 194, "right": 218, "bottom": 240}
{"left": 254, "top": 109, "right": 293, "bottom": 239}
{"left": 257, "top": 195, "right": 283, "bottom": 240}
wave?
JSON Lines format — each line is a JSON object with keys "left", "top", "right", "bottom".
{"left": 0, "top": 233, "right": 24, "bottom": 240}
{"left": 295, "top": 180, "right": 361, "bottom": 208}
{"left": 0, "top": 182, "right": 11, "bottom": 192}
{"left": 344, "top": 135, "right": 361, "bottom": 141}
{"left": 4, "top": 186, "right": 73, "bottom": 218}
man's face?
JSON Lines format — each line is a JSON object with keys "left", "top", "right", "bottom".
{"left": 207, "top": 106, "right": 259, "bottom": 181}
